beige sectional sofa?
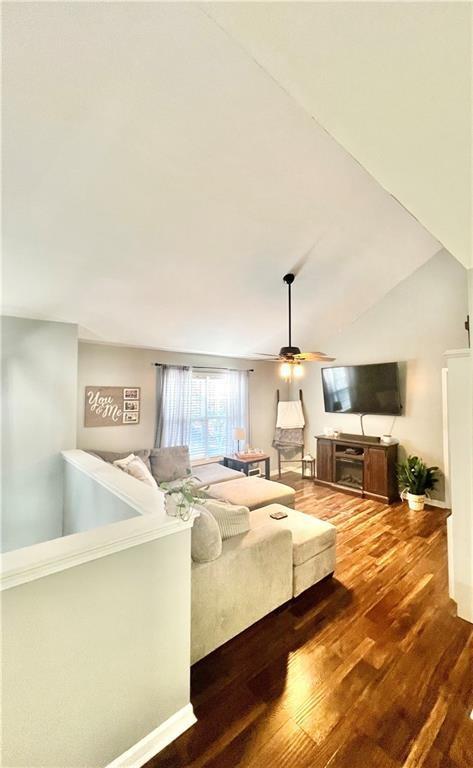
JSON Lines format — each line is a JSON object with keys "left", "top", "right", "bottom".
{"left": 85, "top": 448, "right": 244, "bottom": 486}
{"left": 191, "top": 503, "right": 336, "bottom": 663}
{"left": 83, "top": 448, "right": 335, "bottom": 664}
{"left": 86, "top": 447, "right": 296, "bottom": 510}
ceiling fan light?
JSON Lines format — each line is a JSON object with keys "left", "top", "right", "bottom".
{"left": 293, "top": 363, "right": 304, "bottom": 379}
{"left": 280, "top": 362, "right": 292, "bottom": 380}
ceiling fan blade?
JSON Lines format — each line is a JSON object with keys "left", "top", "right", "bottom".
{"left": 253, "top": 352, "right": 282, "bottom": 361}
{"left": 294, "top": 352, "right": 335, "bottom": 362}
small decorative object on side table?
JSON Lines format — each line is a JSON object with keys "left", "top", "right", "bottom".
{"left": 302, "top": 454, "right": 316, "bottom": 479}
{"left": 223, "top": 452, "right": 270, "bottom": 480}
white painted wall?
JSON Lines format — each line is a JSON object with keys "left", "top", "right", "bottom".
{"left": 2, "top": 529, "right": 193, "bottom": 767}
{"left": 1, "top": 317, "right": 78, "bottom": 552}
{"left": 445, "top": 350, "right": 473, "bottom": 623}
{"left": 63, "top": 459, "right": 138, "bottom": 534}
{"left": 62, "top": 449, "right": 165, "bottom": 536}
{"left": 77, "top": 343, "right": 286, "bottom": 469}
{"left": 290, "top": 251, "right": 468, "bottom": 502}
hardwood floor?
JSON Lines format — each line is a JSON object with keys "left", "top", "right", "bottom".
{"left": 147, "top": 475, "right": 473, "bottom": 768}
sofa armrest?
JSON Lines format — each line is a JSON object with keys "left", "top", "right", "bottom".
{"left": 191, "top": 525, "right": 293, "bottom": 663}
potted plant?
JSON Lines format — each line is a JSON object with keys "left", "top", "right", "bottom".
{"left": 397, "top": 455, "right": 439, "bottom": 511}
{"left": 160, "top": 478, "right": 208, "bottom": 521}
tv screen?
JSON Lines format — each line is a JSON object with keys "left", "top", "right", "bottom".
{"left": 322, "top": 362, "right": 401, "bottom": 415}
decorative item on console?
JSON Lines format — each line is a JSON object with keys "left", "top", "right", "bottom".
{"left": 323, "top": 427, "right": 340, "bottom": 438}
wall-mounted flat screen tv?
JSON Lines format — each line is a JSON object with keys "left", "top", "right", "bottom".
{"left": 322, "top": 362, "right": 402, "bottom": 415}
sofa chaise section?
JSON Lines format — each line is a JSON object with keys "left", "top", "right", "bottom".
{"left": 206, "top": 475, "right": 295, "bottom": 510}
{"left": 191, "top": 461, "right": 244, "bottom": 488}
{"left": 191, "top": 502, "right": 337, "bottom": 662}
{"left": 249, "top": 505, "right": 337, "bottom": 597}
{"left": 191, "top": 523, "right": 293, "bottom": 664}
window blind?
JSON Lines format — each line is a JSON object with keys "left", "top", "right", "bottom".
{"left": 189, "top": 370, "right": 248, "bottom": 460}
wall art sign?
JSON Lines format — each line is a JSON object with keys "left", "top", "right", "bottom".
{"left": 84, "top": 386, "right": 141, "bottom": 427}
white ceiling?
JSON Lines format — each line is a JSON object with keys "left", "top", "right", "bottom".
{"left": 206, "top": 1, "right": 472, "bottom": 269}
{"left": 2, "top": 3, "right": 445, "bottom": 357}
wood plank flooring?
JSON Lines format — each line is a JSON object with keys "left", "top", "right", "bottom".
{"left": 146, "top": 475, "right": 473, "bottom": 768}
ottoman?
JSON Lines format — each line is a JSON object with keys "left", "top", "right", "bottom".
{"left": 206, "top": 476, "right": 295, "bottom": 510}
{"left": 250, "top": 504, "right": 337, "bottom": 596}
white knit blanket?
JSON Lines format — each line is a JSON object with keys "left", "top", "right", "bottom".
{"left": 276, "top": 400, "right": 305, "bottom": 429}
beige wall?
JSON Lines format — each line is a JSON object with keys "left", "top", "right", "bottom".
{"left": 291, "top": 250, "right": 468, "bottom": 502}
{"left": 1, "top": 530, "right": 192, "bottom": 767}
{"left": 77, "top": 344, "right": 286, "bottom": 468}
{"left": 1, "top": 317, "right": 78, "bottom": 552}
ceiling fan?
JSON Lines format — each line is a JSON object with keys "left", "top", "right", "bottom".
{"left": 258, "top": 273, "right": 335, "bottom": 378}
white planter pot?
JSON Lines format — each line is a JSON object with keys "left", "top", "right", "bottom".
{"left": 165, "top": 494, "right": 178, "bottom": 517}
{"left": 164, "top": 493, "right": 192, "bottom": 521}
{"left": 402, "top": 491, "right": 426, "bottom": 511}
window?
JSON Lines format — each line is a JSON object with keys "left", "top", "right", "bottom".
{"left": 156, "top": 365, "right": 249, "bottom": 458}
{"left": 189, "top": 370, "right": 248, "bottom": 460}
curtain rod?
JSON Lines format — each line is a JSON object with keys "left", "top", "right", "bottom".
{"left": 153, "top": 363, "right": 254, "bottom": 372}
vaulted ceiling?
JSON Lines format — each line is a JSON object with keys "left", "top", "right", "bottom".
{"left": 206, "top": 1, "right": 472, "bottom": 270}
{"left": 2, "top": 3, "right": 465, "bottom": 358}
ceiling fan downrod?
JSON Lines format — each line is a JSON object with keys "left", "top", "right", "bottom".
{"left": 280, "top": 273, "right": 301, "bottom": 358}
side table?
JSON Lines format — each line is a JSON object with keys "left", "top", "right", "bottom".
{"left": 223, "top": 454, "right": 270, "bottom": 480}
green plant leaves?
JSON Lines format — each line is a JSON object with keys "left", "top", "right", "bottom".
{"left": 160, "top": 478, "right": 210, "bottom": 521}
{"left": 397, "top": 455, "right": 439, "bottom": 496}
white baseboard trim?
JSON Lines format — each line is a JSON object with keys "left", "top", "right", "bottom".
{"left": 105, "top": 703, "right": 196, "bottom": 768}
{"left": 424, "top": 498, "right": 448, "bottom": 509}
{"left": 455, "top": 583, "right": 473, "bottom": 624}
{"left": 270, "top": 467, "right": 302, "bottom": 479}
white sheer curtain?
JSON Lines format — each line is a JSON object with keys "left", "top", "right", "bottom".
{"left": 224, "top": 369, "right": 249, "bottom": 453}
{"left": 155, "top": 365, "right": 193, "bottom": 448}
{"left": 156, "top": 365, "right": 249, "bottom": 455}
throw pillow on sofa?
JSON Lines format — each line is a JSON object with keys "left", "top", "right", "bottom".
{"left": 113, "top": 454, "right": 158, "bottom": 489}
{"left": 191, "top": 506, "right": 222, "bottom": 563}
{"left": 86, "top": 448, "right": 152, "bottom": 471}
{"left": 150, "top": 446, "right": 191, "bottom": 483}
{"left": 201, "top": 498, "right": 250, "bottom": 540}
